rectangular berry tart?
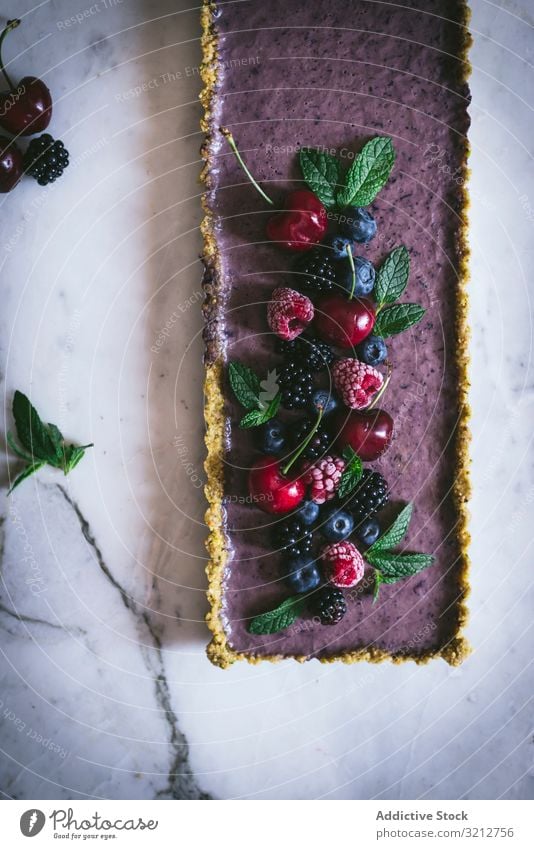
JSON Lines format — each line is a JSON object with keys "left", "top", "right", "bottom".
{"left": 200, "top": 0, "right": 471, "bottom": 668}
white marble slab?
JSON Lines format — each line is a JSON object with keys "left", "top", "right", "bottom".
{"left": 0, "top": 0, "right": 533, "bottom": 800}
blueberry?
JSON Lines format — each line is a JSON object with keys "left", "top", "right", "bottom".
{"left": 322, "top": 233, "right": 353, "bottom": 260}
{"left": 285, "top": 557, "right": 322, "bottom": 593}
{"left": 321, "top": 505, "right": 354, "bottom": 542}
{"left": 255, "top": 418, "right": 286, "bottom": 454}
{"left": 338, "top": 207, "right": 377, "bottom": 244}
{"left": 336, "top": 255, "right": 376, "bottom": 297}
{"left": 356, "top": 335, "right": 388, "bottom": 366}
{"left": 356, "top": 517, "right": 381, "bottom": 547}
{"left": 310, "top": 389, "right": 338, "bottom": 416}
{"left": 295, "top": 500, "right": 320, "bottom": 526}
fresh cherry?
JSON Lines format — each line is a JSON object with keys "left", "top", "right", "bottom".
{"left": 0, "top": 134, "right": 22, "bottom": 192}
{"left": 334, "top": 408, "right": 393, "bottom": 461}
{"left": 0, "top": 20, "right": 52, "bottom": 136}
{"left": 248, "top": 455, "right": 306, "bottom": 514}
{"left": 315, "top": 294, "right": 375, "bottom": 348}
{"left": 266, "top": 189, "right": 327, "bottom": 251}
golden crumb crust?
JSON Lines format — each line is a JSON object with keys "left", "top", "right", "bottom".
{"left": 200, "top": 0, "right": 472, "bottom": 669}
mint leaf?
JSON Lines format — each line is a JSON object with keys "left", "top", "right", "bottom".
{"left": 239, "top": 394, "right": 280, "bottom": 428}
{"left": 299, "top": 148, "right": 340, "bottom": 208}
{"left": 7, "top": 431, "right": 33, "bottom": 463}
{"left": 8, "top": 460, "right": 46, "bottom": 495}
{"left": 336, "top": 136, "right": 395, "bottom": 207}
{"left": 228, "top": 362, "right": 261, "bottom": 410}
{"left": 367, "top": 551, "right": 435, "bottom": 582}
{"left": 374, "top": 303, "right": 425, "bottom": 337}
{"left": 248, "top": 595, "right": 307, "bottom": 635}
{"left": 373, "top": 571, "right": 383, "bottom": 603}
{"left": 374, "top": 246, "right": 410, "bottom": 305}
{"left": 368, "top": 503, "right": 413, "bottom": 554}
{"left": 63, "top": 443, "right": 93, "bottom": 473}
{"left": 337, "top": 446, "right": 363, "bottom": 499}
{"left": 12, "top": 391, "right": 58, "bottom": 463}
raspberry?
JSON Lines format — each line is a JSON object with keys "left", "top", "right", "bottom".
{"left": 267, "top": 287, "right": 314, "bottom": 341}
{"left": 349, "top": 470, "right": 389, "bottom": 523}
{"left": 303, "top": 455, "right": 345, "bottom": 504}
{"left": 277, "top": 336, "right": 334, "bottom": 372}
{"left": 332, "top": 358, "right": 383, "bottom": 409}
{"left": 278, "top": 363, "right": 314, "bottom": 409}
{"left": 321, "top": 541, "right": 364, "bottom": 588}
{"left": 312, "top": 586, "right": 347, "bottom": 625}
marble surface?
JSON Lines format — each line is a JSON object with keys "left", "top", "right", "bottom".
{"left": 0, "top": 0, "right": 532, "bottom": 801}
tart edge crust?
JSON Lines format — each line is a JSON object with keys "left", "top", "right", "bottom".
{"left": 200, "top": 0, "right": 472, "bottom": 669}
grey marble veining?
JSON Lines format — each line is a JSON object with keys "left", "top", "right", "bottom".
{"left": 0, "top": 0, "right": 533, "bottom": 800}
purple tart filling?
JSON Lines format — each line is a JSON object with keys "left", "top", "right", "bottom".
{"left": 202, "top": 0, "right": 471, "bottom": 663}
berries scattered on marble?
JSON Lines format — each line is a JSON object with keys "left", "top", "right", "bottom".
{"left": 292, "top": 246, "right": 338, "bottom": 294}
{"left": 285, "top": 556, "right": 322, "bottom": 593}
{"left": 303, "top": 454, "right": 345, "bottom": 505}
{"left": 255, "top": 418, "right": 286, "bottom": 454}
{"left": 267, "top": 287, "right": 314, "bottom": 342}
{"left": 273, "top": 517, "right": 313, "bottom": 558}
{"left": 277, "top": 335, "right": 334, "bottom": 372}
{"left": 278, "top": 362, "right": 314, "bottom": 409}
{"left": 291, "top": 417, "right": 331, "bottom": 461}
{"left": 321, "top": 540, "right": 364, "bottom": 588}
{"left": 320, "top": 504, "right": 354, "bottom": 542}
{"left": 355, "top": 517, "right": 381, "bottom": 547}
{"left": 348, "top": 469, "right": 389, "bottom": 524}
{"left": 338, "top": 207, "right": 377, "bottom": 244}
{"left": 333, "top": 358, "right": 383, "bottom": 410}
{"left": 312, "top": 585, "right": 347, "bottom": 625}
{"left": 23, "top": 134, "right": 69, "bottom": 186}
{"left": 356, "top": 335, "right": 388, "bottom": 366}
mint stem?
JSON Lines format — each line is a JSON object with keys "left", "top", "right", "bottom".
{"left": 220, "top": 127, "right": 274, "bottom": 206}
{"left": 346, "top": 245, "right": 356, "bottom": 300}
{"left": 367, "top": 361, "right": 392, "bottom": 410}
{"left": 0, "top": 19, "right": 20, "bottom": 91}
{"left": 281, "top": 406, "right": 324, "bottom": 476}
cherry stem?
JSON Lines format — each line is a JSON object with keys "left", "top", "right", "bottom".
{"left": 346, "top": 245, "right": 356, "bottom": 300}
{"left": 0, "top": 19, "right": 20, "bottom": 92}
{"left": 367, "top": 361, "right": 392, "bottom": 410}
{"left": 281, "top": 406, "right": 324, "bottom": 476}
{"left": 220, "top": 126, "right": 274, "bottom": 206}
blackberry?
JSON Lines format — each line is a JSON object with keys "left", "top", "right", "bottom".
{"left": 292, "top": 246, "right": 337, "bottom": 294}
{"left": 312, "top": 586, "right": 347, "bottom": 625}
{"left": 291, "top": 417, "right": 331, "bottom": 461}
{"left": 277, "top": 336, "right": 334, "bottom": 372}
{"left": 273, "top": 518, "right": 313, "bottom": 558}
{"left": 278, "top": 362, "right": 313, "bottom": 409}
{"left": 348, "top": 470, "right": 389, "bottom": 523}
{"left": 23, "top": 135, "right": 69, "bottom": 186}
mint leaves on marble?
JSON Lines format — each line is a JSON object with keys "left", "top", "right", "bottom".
{"left": 337, "top": 446, "right": 363, "bottom": 500}
{"left": 365, "top": 503, "right": 435, "bottom": 601}
{"left": 7, "top": 391, "right": 93, "bottom": 493}
{"left": 228, "top": 361, "right": 280, "bottom": 428}
{"left": 336, "top": 136, "right": 396, "bottom": 208}
{"left": 372, "top": 246, "right": 425, "bottom": 337}
{"left": 248, "top": 594, "right": 307, "bottom": 635}
{"left": 299, "top": 148, "right": 340, "bottom": 209}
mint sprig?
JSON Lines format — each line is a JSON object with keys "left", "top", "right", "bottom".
{"left": 228, "top": 361, "right": 281, "bottom": 428}
{"left": 299, "top": 148, "right": 340, "bottom": 209}
{"left": 374, "top": 303, "right": 425, "bottom": 338}
{"left": 337, "top": 446, "right": 363, "bottom": 500}
{"left": 365, "top": 503, "right": 435, "bottom": 600}
{"left": 7, "top": 391, "right": 93, "bottom": 493}
{"left": 337, "top": 136, "right": 396, "bottom": 208}
{"left": 374, "top": 246, "right": 410, "bottom": 305}
{"left": 248, "top": 595, "right": 307, "bottom": 635}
